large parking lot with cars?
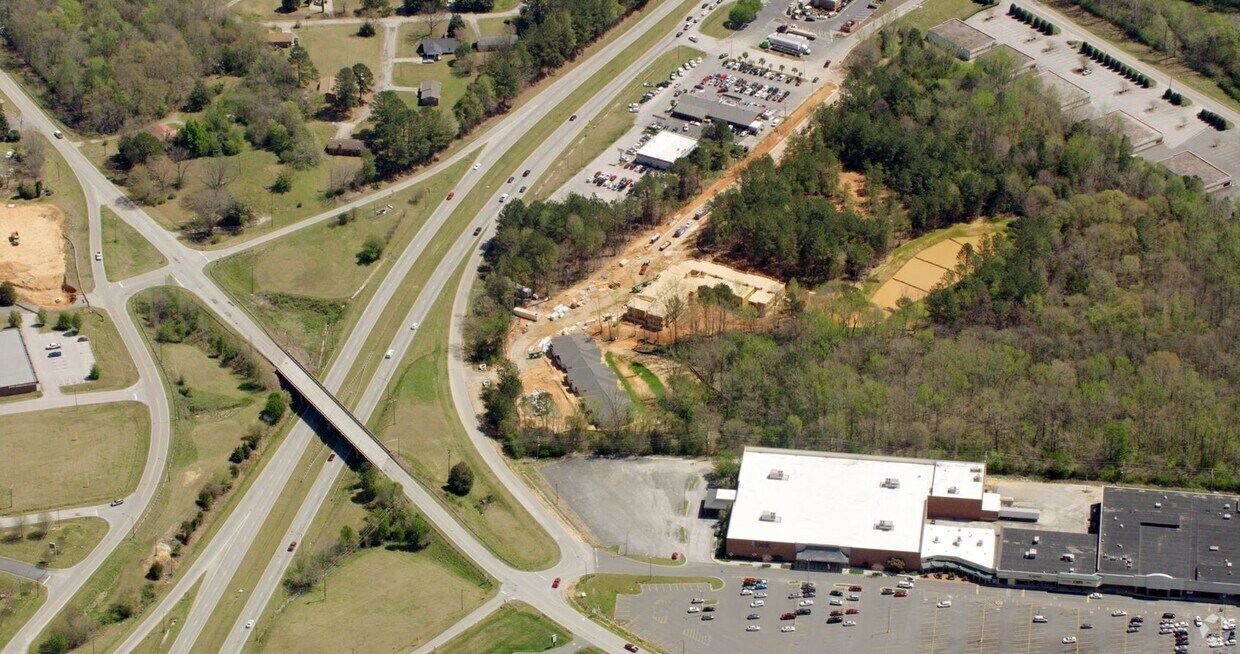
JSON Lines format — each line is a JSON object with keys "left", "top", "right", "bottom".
{"left": 616, "top": 566, "right": 1240, "bottom": 654}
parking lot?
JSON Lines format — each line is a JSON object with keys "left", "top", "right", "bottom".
{"left": 23, "top": 321, "right": 96, "bottom": 392}
{"left": 619, "top": 567, "right": 1240, "bottom": 654}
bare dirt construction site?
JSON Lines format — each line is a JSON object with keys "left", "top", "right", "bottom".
{"left": 869, "top": 219, "right": 1007, "bottom": 312}
{"left": 0, "top": 203, "right": 73, "bottom": 306}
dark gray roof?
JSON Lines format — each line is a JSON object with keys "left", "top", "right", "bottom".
{"left": 1098, "top": 487, "right": 1240, "bottom": 583}
{"left": 0, "top": 328, "right": 37, "bottom": 390}
{"left": 797, "top": 547, "right": 850, "bottom": 564}
{"left": 999, "top": 528, "right": 1098, "bottom": 575}
{"left": 420, "top": 80, "right": 442, "bottom": 98}
{"left": 548, "top": 334, "right": 629, "bottom": 424}
{"left": 671, "top": 94, "right": 762, "bottom": 128}
{"left": 420, "top": 37, "right": 458, "bottom": 58}
{"left": 476, "top": 34, "right": 519, "bottom": 51}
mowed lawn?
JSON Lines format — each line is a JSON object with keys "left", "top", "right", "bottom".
{"left": 392, "top": 60, "right": 472, "bottom": 109}
{"left": 101, "top": 207, "right": 167, "bottom": 281}
{"left": 0, "top": 402, "right": 149, "bottom": 515}
{"left": 533, "top": 47, "right": 704, "bottom": 197}
{"left": 62, "top": 306, "right": 140, "bottom": 393}
{"left": 257, "top": 543, "right": 495, "bottom": 654}
{"left": 699, "top": 2, "right": 738, "bottom": 39}
{"left": 231, "top": 0, "right": 333, "bottom": 21}
{"left": 436, "top": 601, "right": 570, "bottom": 654}
{"left": 0, "top": 518, "right": 109, "bottom": 568}
{"left": 37, "top": 133, "right": 93, "bottom": 294}
{"left": 295, "top": 24, "right": 384, "bottom": 89}
{"left": 574, "top": 574, "right": 724, "bottom": 618}
{"left": 896, "top": 0, "right": 988, "bottom": 31}
{"left": 476, "top": 16, "right": 517, "bottom": 38}
{"left": 209, "top": 155, "right": 473, "bottom": 372}
{"left": 368, "top": 272, "right": 560, "bottom": 571}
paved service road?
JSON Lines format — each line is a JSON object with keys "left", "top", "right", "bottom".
{"left": 0, "top": 558, "right": 50, "bottom": 584}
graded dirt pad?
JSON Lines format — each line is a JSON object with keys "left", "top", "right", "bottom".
{"left": 871, "top": 232, "right": 995, "bottom": 312}
{"left": 0, "top": 203, "right": 71, "bottom": 306}
{"left": 870, "top": 278, "right": 928, "bottom": 310}
{"left": 891, "top": 256, "right": 952, "bottom": 293}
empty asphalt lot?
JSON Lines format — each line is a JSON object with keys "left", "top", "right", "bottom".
{"left": 619, "top": 567, "right": 1239, "bottom": 653}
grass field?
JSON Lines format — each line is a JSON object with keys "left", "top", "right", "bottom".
{"left": 392, "top": 60, "right": 472, "bottom": 109}
{"left": 894, "top": 0, "right": 988, "bottom": 32}
{"left": 129, "top": 579, "right": 200, "bottom": 654}
{"left": 531, "top": 46, "right": 704, "bottom": 198}
{"left": 0, "top": 576, "right": 44, "bottom": 648}
{"left": 699, "top": 2, "right": 738, "bottom": 39}
{"left": 296, "top": 24, "right": 384, "bottom": 94}
{"left": 604, "top": 351, "right": 647, "bottom": 417}
{"left": 25, "top": 289, "right": 300, "bottom": 653}
{"left": 231, "top": 0, "right": 333, "bottom": 20}
{"left": 435, "top": 601, "right": 570, "bottom": 654}
{"left": 0, "top": 518, "right": 108, "bottom": 569}
{"left": 186, "top": 430, "right": 330, "bottom": 653}
{"left": 209, "top": 155, "right": 473, "bottom": 373}
{"left": 0, "top": 402, "right": 148, "bottom": 515}
{"left": 476, "top": 16, "right": 516, "bottom": 38}
{"left": 368, "top": 277, "right": 560, "bottom": 571}
{"left": 573, "top": 574, "right": 723, "bottom": 619}
{"left": 62, "top": 307, "right": 140, "bottom": 393}
{"left": 101, "top": 207, "right": 167, "bottom": 281}
{"left": 257, "top": 543, "right": 494, "bottom": 654}
{"left": 36, "top": 132, "right": 93, "bottom": 294}
{"left": 628, "top": 362, "right": 665, "bottom": 399}
{"left": 1045, "top": 0, "right": 1240, "bottom": 114}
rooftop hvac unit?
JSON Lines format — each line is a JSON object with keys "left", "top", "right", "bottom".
{"left": 881, "top": 478, "right": 900, "bottom": 489}
{"left": 1024, "top": 548, "right": 1038, "bottom": 559}
{"left": 1211, "top": 546, "right": 1220, "bottom": 552}
{"left": 760, "top": 511, "right": 781, "bottom": 522}
{"left": 947, "top": 486, "right": 959, "bottom": 495}
{"left": 973, "top": 474, "right": 981, "bottom": 482}
{"left": 768, "top": 469, "right": 788, "bottom": 480}
{"left": 1062, "top": 553, "right": 1075, "bottom": 563}
{"left": 875, "top": 520, "right": 894, "bottom": 531}
{"left": 1155, "top": 502, "right": 1163, "bottom": 508}
{"left": 1033, "top": 536, "right": 1040, "bottom": 545}
{"left": 969, "top": 466, "right": 982, "bottom": 473}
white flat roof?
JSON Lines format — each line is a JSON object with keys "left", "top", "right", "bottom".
{"left": 982, "top": 492, "right": 1002, "bottom": 513}
{"left": 921, "top": 523, "right": 996, "bottom": 571}
{"left": 729, "top": 448, "right": 933, "bottom": 554}
{"left": 635, "top": 131, "right": 697, "bottom": 164}
{"left": 0, "top": 328, "right": 37, "bottom": 389}
{"left": 931, "top": 460, "right": 985, "bottom": 500}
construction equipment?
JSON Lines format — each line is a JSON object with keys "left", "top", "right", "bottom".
{"left": 8, "top": 231, "right": 18, "bottom": 246}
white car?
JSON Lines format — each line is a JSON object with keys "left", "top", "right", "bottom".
{"left": 937, "top": 601, "right": 952, "bottom": 609}
{"left": 53, "top": 130, "right": 63, "bottom": 139}
{"left": 740, "top": 588, "right": 753, "bottom": 596}
{"left": 1088, "top": 592, "right": 1102, "bottom": 599}
{"left": 45, "top": 343, "right": 61, "bottom": 350}
{"left": 1195, "top": 616, "right": 1203, "bottom": 627}
{"left": 754, "top": 592, "right": 767, "bottom": 598}
{"left": 781, "top": 625, "right": 795, "bottom": 633}
{"left": 898, "top": 581, "right": 915, "bottom": 589}
{"left": 410, "top": 322, "right": 419, "bottom": 330}
{"left": 691, "top": 597, "right": 704, "bottom": 604}
{"left": 829, "top": 599, "right": 842, "bottom": 606}
{"left": 245, "top": 619, "right": 255, "bottom": 629}
{"left": 1062, "top": 636, "right": 1077, "bottom": 644}
{"left": 94, "top": 251, "right": 102, "bottom": 261}
{"left": 385, "top": 349, "right": 394, "bottom": 359}
{"left": 750, "top": 600, "right": 764, "bottom": 608}
{"left": 842, "top": 620, "right": 857, "bottom": 627}
{"left": 687, "top": 607, "right": 700, "bottom": 613}
{"left": 473, "top": 162, "right": 480, "bottom": 170}
{"left": 1033, "top": 615, "right": 1048, "bottom": 623}
{"left": 799, "top": 600, "right": 814, "bottom": 606}
{"left": 746, "top": 625, "right": 760, "bottom": 632}
{"left": 1112, "top": 610, "right": 1127, "bottom": 617}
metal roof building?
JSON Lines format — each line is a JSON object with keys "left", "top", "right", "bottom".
{"left": 547, "top": 334, "right": 630, "bottom": 425}
{"left": 476, "top": 34, "right": 519, "bottom": 52}
{"left": 0, "top": 328, "right": 39, "bottom": 396}
{"left": 670, "top": 94, "right": 763, "bottom": 132}
{"left": 634, "top": 132, "right": 697, "bottom": 170}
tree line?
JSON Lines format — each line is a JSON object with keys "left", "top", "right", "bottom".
{"left": 1057, "top": 0, "right": 1240, "bottom": 102}
{"left": 1, "top": 0, "right": 301, "bottom": 134}
{"left": 453, "top": 0, "right": 651, "bottom": 134}
{"left": 480, "top": 29, "right": 1240, "bottom": 492}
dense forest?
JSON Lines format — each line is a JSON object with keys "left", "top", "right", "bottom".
{"left": 1054, "top": 0, "right": 1240, "bottom": 102}
{"left": 486, "top": 29, "right": 1240, "bottom": 491}
{"left": 453, "top": 0, "right": 651, "bottom": 133}
{"left": 0, "top": 0, "right": 298, "bottom": 134}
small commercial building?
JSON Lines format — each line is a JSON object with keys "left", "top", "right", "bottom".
{"left": 325, "top": 138, "right": 366, "bottom": 157}
{"left": 634, "top": 132, "right": 697, "bottom": 170}
{"left": 1093, "top": 110, "right": 1163, "bottom": 153}
{"left": 420, "top": 37, "right": 458, "bottom": 61}
{"left": 704, "top": 488, "right": 737, "bottom": 514}
{"left": 670, "top": 95, "right": 763, "bottom": 133}
{"left": 547, "top": 334, "right": 630, "bottom": 425}
{"left": 0, "top": 328, "right": 39, "bottom": 396}
{"left": 419, "top": 80, "right": 442, "bottom": 106}
{"left": 476, "top": 34, "right": 519, "bottom": 52}
{"left": 1160, "top": 151, "right": 1233, "bottom": 193}
{"left": 626, "top": 261, "right": 785, "bottom": 331}
{"left": 926, "top": 19, "right": 996, "bottom": 60}
{"left": 1036, "top": 70, "right": 1091, "bottom": 112}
